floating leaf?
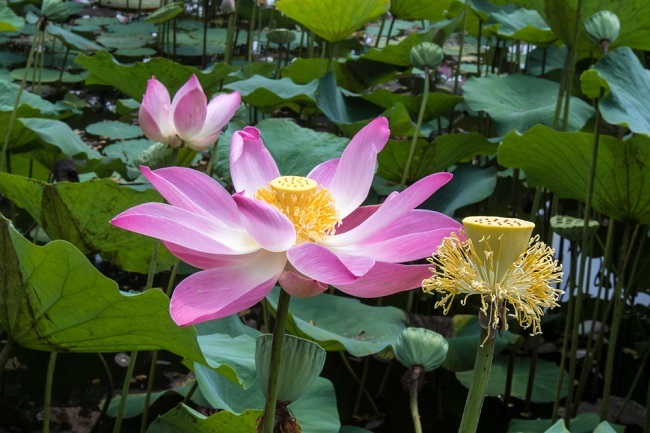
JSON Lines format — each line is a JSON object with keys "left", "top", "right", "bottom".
{"left": 266, "top": 287, "right": 406, "bottom": 357}
{"left": 499, "top": 125, "right": 650, "bottom": 224}
{"left": 96, "top": 32, "right": 149, "bottom": 49}
{"left": 390, "top": 0, "right": 453, "bottom": 22}
{"left": 456, "top": 355, "right": 567, "bottom": 401}
{"left": 224, "top": 75, "right": 318, "bottom": 109}
{"left": 276, "top": 0, "right": 389, "bottom": 43}
{"left": 0, "top": 173, "right": 175, "bottom": 273}
{"left": 75, "top": 51, "right": 236, "bottom": 100}
{"left": 463, "top": 74, "right": 595, "bottom": 135}
{"left": 47, "top": 24, "right": 103, "bottom": 51}
{"left": 580, "top": 47, "right": 650, "bottom": 136}
{"left": 9, "top": 68, "right": 86, "bottom": 83}
{"left": 86, "top": 120, "right": 143, "bottom": 139}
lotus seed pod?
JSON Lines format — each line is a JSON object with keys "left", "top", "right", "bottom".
{"left": 395, "top": 327, "right": 448, "bottom": 372}
{"left": 410, "top": 42, "right": 444, "bottom": 70}
{"left": 550, "top": 215, "right": 600, "bottom": 242}
{"left": 584, "top": 11, "right": 620, "bottom": 45}
{"left": 267, "top": 29, "right": 297, "bottom": 45}
{"left": 256, "top": 334, "right": 326, "bottom": 403}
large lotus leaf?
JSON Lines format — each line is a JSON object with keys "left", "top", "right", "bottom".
{"left": 86, "top": 120, "right": 143, "bottom": 139}
{"left": 213, "top": 118, "right": 348, "bottom": 181}
{"left": 509, "top": 414, "right": 625, "bottom": 433}
{"left": 362, "top": 26, "right": 450, "bottom": 67}
{"left": 580, "top": 47, "right": 650, "bottom": 137}
{"left": 316, "top": 72, "right": 384, "bottom": 125}
{"left": 146, "top": 404, "right": 260, "bottom": 433}
{"left": 266, "top": 288, "right": 406, "bottom": 357}
{"left": 9, "top": 68, "right": 86, "bottom": 83}
{"left": 96, "top": 32, "right": 149, "bottom": 49}
{"left": 468, "top": 0, "right": 555, "bottom": 44}
{"left": 377, "top": 132, "right": 496, "bottom": 184}
{"left": 276, "top": 0, "right": 389, "bottom": 43}
{"left": 75, "top": 51, "right": 236, "bottom": 100}
{"left": 528, "top": 45, "right": 566, "bottom": 76}
{"left": 518, "top": 0, "right": 650, "bottom": 51}
{"left": 441, "top": 315, "right": 522, "bottom": 372}
{"left": 107, "top": 382, "right": 198, "bottom": 418}
{"left": 0, "top": 216, "right": 204, "bottom": 360}
{"left": 194, "top": 365, "right": 340, "bottom": 433}
{"left": 0, "top": 173, "right": 175, "bottom": 273}
{"left": 223, "top": 75, "right": 317, "bottom": 109}
{"left": 390, "top": 0, "right": 453, "bottom": 21}
{"left": 499, "top": 125, "right": 650, "bottom": 223}
{"left": 456, "top": 355, "right": 567, "bottom": 401}
{"left": 463, "top": 74, "right": 595, "bottom": 135}
{"left": 361, "top": 88, "right": 462, "bottom": 120}
{"left": 0, "top": 5, "right": 25, "bottom": 32}
{"left": 47, "top": 24, "right": 103, "bottom": 51}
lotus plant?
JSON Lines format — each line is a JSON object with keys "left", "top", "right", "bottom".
{"left": 111, "top": 117, "right": 460, "bottom": 325}
{"left": 138, "top": 74, "right": 241, "bottom": 151}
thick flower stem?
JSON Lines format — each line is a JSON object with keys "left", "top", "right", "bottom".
{"left": 400, "top": 65, "right": 430, "bottom": 190}
{"left": 261, "top": 288, "right": 292, "bottom": 433}
{"left": 113, "top": 351, "right": 138, "bottom": 433}
{"left": 409, "top": 367, "right": 423, "bottom": 433}
{"left": 43, "top": 351, "right": 58, "bottom": 433}
{"left": 458, "top": 328, "right": 496, "bottom": 433}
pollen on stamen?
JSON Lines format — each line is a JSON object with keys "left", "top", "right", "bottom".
{"left": 255, "top": 176, "right": 340, "bottom": 243}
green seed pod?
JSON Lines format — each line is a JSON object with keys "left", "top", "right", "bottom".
{"left": 409, "top": 42, "right": 444, "bottom": 70}
{"left": 256, "top": 334, "right": 325, "bottom": 403}
{"left": 584, "top": 11, "right": 620, "bottom": 45}
{"left": 550, "top": 215, "right": 600, "bottom": 242}
{"left": 395, "top": 327, "right": 448, "bottom": 372}
{"left": 267, "top": 29, "right": 297, "bottom": 45}
{"left": 41, "top": 0, "right": 69, "bottom": 23}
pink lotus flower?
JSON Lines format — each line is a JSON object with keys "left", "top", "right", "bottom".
{"left": 138, "top": 74, "right": 241, "bottom": 151}
{"left": 111, "top": 117, "right": 461, "bottom": 326}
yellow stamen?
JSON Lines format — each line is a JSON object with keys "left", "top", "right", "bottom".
{"left": 255, "top": 176, "right": 340, "bottom": 244}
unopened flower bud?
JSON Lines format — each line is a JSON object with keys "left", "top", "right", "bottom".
{"left": 409, "top": 42, "right": 444, "bottom": 70}
{"left": 584, "top": 11, "right": 620, "bottom": 46}
{"left": 41, "top": 0, "right": 68, "bottom": 23}
{"left": 395, "top": 327, "right": 448, "bottom": 372}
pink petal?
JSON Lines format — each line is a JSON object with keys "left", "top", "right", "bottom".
{"left": 188, "top": 92, "right": 242, "bottom": 151}
{"left": 111, "top": 202, "right": 257, "bottom": 255}
{"left": 164, "top": 241, "right": 248, "bottom": 269}
{"left": 335, "top": 263, "right": 431, "bottom": 298}
{"left": 326, "top": 117, "right": 390, "bottom": 218}
{"left": 335, "top": 205, "right": 379, "bottom": 235}
{"left": 286, "top": 243, "right": 374, "bottom": 285}
{"left": 324, "top": 172, "right": 453, "bottom": 247}
{"left": 141, "top": 166, "right": 241, "bottom": 227}
{"left": 170, "top": 250, "right": 286, "bottom": 325}
{"left": 230, "top": 127, "right": 280, "bottom": 197}
{"left": 171, "top": 75, "right": 207, "bottom": 141}
{"left": 307, "top": 158, "right": 339, "bottom": 186}
{"left": 279, "top": 271, "right": 328, "bottom": 298}
{"left": 232, "top": 194, "right": 296, "bottom": 252}
{"left": 139, "top": 77, "right": 172, "bottom": 143}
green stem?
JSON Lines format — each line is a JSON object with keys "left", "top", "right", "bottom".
{"left": 409, "top": 367, "right": 423, "bottom": 433}
{"left": 522, "top": 334, "right": 539, "bottom": 416}
{"left": 225, "top": 12, "right": 236, "bottom": 65}
{"left": 476, "top": 19, "right": 483, "bottom": 76}
{"left": 43, "top": 351, "right": 58, "bottom": 433}
{"left": 183, "top": 380, "right": 199, "bottom": 404}
{"left": 201, "top": 0, "right": 209, "bottom": 68}
{"left": 400, "top": 66, "right": 430, "bottom": 189}
{"left": 385, "top": 16, "right": 396, "bottom": 45}
{"left": 261, "top": 289, "right": 292, "bottom": 433}
{"left": 0, "top": 336, "right": 14, "bottom": 384}
{"left": 247, "top": 1, "right": 257, "bottom": 70}
{"left": 337, "top": 352, "right": 381, "bottom": 413}
{"left": 453, "top": 0, "right": 470, "bottom": 96}
{"left": 565, "top": 241, "right": 585, "bottom": 425}
{"left": 1, "top": 28, "right": 41, "bottom": 172}
{"left": 140, "top": 350, "right": 159, "bottom": 433}
{"left": 374, "top": 14, "right": 387, "bottom": 48}
{"left": 614, "top": 346, "right": 648, "bottom": 422}
{"left": 600, "top": 224, "right": 640, "bottom": 420}
{"left": 458, "top": 328, "right": 496, "bottom": 433}
{"left": 353, "top": 356, "right": 370, "bottom": 417}
{"left": 113, "top": 351, "right": 138, "bottom": 433}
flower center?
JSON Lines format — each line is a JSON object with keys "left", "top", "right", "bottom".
{"left": 255, "top": 176, "right": 340, "bottom": 244}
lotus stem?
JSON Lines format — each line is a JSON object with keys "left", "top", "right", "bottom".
{"left": 338, "top": 352, "right": 381, "bottom": 413}
{"left": 1, "top": 27, "right": 41, "bottom": 172}
{"left": 261, "top": 288, "right": 292, "bottom": 433}
{"left": 400, "top": 65, "right": 430, "bottom": 189}
{"left": 375, "top": 14, "right": 387, "bottom": 48}
{"left": 353, "top": 356, "right": 370, "bottom": 417}
{"left": 615, "top": 346, "right": 648, "bottom": 422}
{"left": 453, "top": 0, "right": 470, "bottom": 96}
{"left": 476, "top": 19, "right": 483, "bottom": 76}
{"left": 201, "top": 0, "right": 209, "bottom": 68}
{"left": 385, "top": 16, "right": 396, "bottom": 45}
{"left": 113, "top": 350, "right": 138, "bottom": 433}
{"left": 225, "top": 12, "right": 236, "bottom": 65}
{"left": 458, "top": 328, "right": 495, "bottom": 433}
{"left": 522, "top": 334, "right": 539, "bottom": 416}
{"left": 409, "top": 366, "right": 423, "bottom": 433}
{"left": 183, "top": 380, "right": 199, "bottom": 404}
{"left": 0, "top": 336, "right": 14, "bottom": 386}
{"left": 565, "top": 242, "right": 584, "bottom": 426}
{"left": 601, "top": 223, "right": 640, "bottom": 420}
{"left": 248, "top": 1, "right": 257, "bottom": 70}
{"left": 91, "top": 354, "right": 113, "bottom": 433}
{"left": 43, "top": 351, "right": 58, "bottom": 433}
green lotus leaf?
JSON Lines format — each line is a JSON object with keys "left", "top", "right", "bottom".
{"left": 456, "top": 355, "right": 567, "bottom": 401}
{"left": 362, "top": 25, "right": 453, "bottom": 67}
{"left": 145, "top": 1, "right": 184, "bottom": 24}
{"left": 146, "top": 404, "right": 261, "bottom": 433}
{"left": 0, "top": 5, "right": 25, "bottom": 32}
{"left": 499, "top": 125, "right": 650, "bottom": 224}
{"left": 86, "top": 120, "right": 143, "bottom": 139}
{"left": 0, "top": 173, "right": 175, "bottom": 273}
{"left": 463, "top": 74, "right": 595, "bottom": 135}
{"left": 276, "top": 0, "right": 389, "bottom": 43}
{"left": 508, "top": 413, "right": 624, "bottom": 433}
{"left": 47, "top": 24, "right": 103, "bottom": 51}
{"left": 580, "top": 47, "right": 650, "bottom": 136}
{"left": 9, "top": 68, "right": 86, "bottom": 83}
{"left": 390, "top": 0, "right": 453, "bottom": 22}
{"left": 266, "top": 287, "right": 406, "bottom": 357}
{"left": 468, "top": 0, "right": 555, "bottom": 44}
{"left": 223, "top": 75, "right": 318, "bottom": 109}
{"left": 75, "top": 50, "right": 236, "bottom": 100}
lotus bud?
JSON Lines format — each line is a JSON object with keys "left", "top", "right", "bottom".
{"left": 266, "top": 29, "right": 297, "bottom": 45}
{"left": 409, "top": 42, "right": 444, "bottom": 70}
{"left": 584, "top": 11, "right": 620, "bottom": 53}
{"left": 550, "top": 215, "right": 599, "bottom": 242}
{"left": 395, "top": 327, "right": 448, "bottom": 372}
{"left": 41, "top": 0, "right": 69, "bottom": 23}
